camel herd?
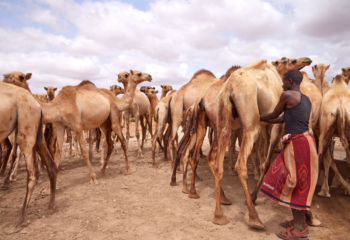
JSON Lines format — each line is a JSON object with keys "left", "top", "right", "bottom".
{"left": 0, "top": 58, "right": 350, "bottom": 231}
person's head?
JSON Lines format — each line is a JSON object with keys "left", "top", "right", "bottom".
{"left": 282, "top": 69, "right": 303, "bottom": 90}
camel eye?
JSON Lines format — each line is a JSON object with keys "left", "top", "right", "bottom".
{"left": 137, "top": 73, "right": 142, "bottom": 77}
{"left": 19, "top": 76, "right": 24, "bottom": 81}
{"left": 291, "top": 60, "right": 297, "bottom": 64}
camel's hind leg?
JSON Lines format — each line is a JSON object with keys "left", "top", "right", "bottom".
{"left": 235, "top": 126, "right": 264, "bottom": 229}
{"left": 318, "top": 116, "right": 336, "bottom": 198}
{"left": 112, "top": 120, "right": 129, "bottom": 174}
{"left": 140, "top": 115, "right": 147, "bottom": 150}
{"left": 100, "top": 120, "right": 114, "bottom": 175}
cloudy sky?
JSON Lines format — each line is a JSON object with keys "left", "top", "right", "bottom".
{"left": 0, "top": 0, "right": 349, "bottom": 94}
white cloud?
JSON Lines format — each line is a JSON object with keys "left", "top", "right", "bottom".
{"left": 0, "top": 0, "right": 349, "bottom": 94}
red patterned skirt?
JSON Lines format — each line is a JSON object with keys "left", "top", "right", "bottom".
{"left": 260, "top": 131, "right": 319, "bottom": 210}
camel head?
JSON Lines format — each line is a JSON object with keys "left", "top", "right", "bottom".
{"left": 160, "top": 84, "right": 173, "bottom": 93}
{"left": 140, "top": 86, "right": 155, "bottom": 93}
{"left": 272, "top": 57, "right": 312, "bottom": 76}
{"left": 110, "top": 85, "right": 124, "bottom": 95}
{"left": 44, "top": 86, "right": 57, "bottom": 100}
{"left": 144, "top": 88, "right": 158, "bottom": 97}
{"left": 3, "top": 71, "right": 32, "bottom": 91}
{"left": 332, "top": 74, "right": 347, "bottom": 85}
{"left": 342, "top": 67, "right": 350, "bottom": 84}
{"left": 130, "top": 70, "right": 152, "bottom": 84}
{"left": 312, "top": 64, "right": 330, "bottom": 79}
{"left": 117, "top": 72, "right": 130, "bottom": 85}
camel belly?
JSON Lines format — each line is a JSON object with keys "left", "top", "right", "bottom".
{"left": 76, "top": 91, "right": 111, "bottom": 129}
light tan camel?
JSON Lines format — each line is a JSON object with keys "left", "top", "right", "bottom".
{"left": 312, "top": 64, "right": 330, "bottom": 95}
{"left": 0, "top": 72, "right": 32, "bottom": 175}
{"left": 168, "top": 70, "right": 219, "bottom": 166}
{"left": 170, "top": 66, "right": 240, "bottom": 193}
{"left": 0, "top": 82, "right": 57, "bottom": 224}
{"left": 160, "top": 84, "right": 173, "bottom": 99}
{"left": 118, "top": 78, "right": 153, "bottom": 157}
{"left": 250, "top": 57, "right": 322, "bottom": 203}
{"left": 110, "top": 85, "right": 124, "bottom": 96}
{"left": 41, "top": 70, "right": 151, "bottom": 183}
{"left": 318, "top": 72, "right": 350, "bottom": 198}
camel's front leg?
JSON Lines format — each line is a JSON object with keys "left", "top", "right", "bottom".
{"left": 77, "top": 131, "right": 97, "bottom": 184}
{"left": 235, "top": 127, "right": 264, "bottom": 229}
{"left": 251, "top": 124, "right": 282, "bottom": 203}
{"left": 100, "top": 120, "right": 114, "bottom": 175}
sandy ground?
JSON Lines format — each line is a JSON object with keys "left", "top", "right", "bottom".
{"left": 1, "top": 126, "right": 350, "bottom": 240}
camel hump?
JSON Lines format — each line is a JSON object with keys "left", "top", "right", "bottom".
{"left": 191, "top": 69, "right": 216, "bottom": 80}
{"left": 332, "top": 74, "right": 346, "bottom": 85}
{"left": 245, "top": 60, "right": 268, "bottom": 70}
{"left": 220, "top": 65, "right": 241, "bottom": 81}
{"left": 77, "top": 80, "right": 95, "bottom": 87}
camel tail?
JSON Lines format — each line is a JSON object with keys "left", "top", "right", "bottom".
{"left": 336, "top": 106, "right": 346, "bottom": 142}
{"left": 175, "top": 103, "right": 202, "bottom": 167}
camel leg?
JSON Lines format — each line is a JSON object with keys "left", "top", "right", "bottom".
{"left": 235, "top": 127, "right": 264, "bottom": 229}
{"left": 100, "top": 121, "right": 114, "bottom": 175}
{"left": 0, "top": 138, "right": 12, "bottom": 176}
{"left": 125, "top": 111, "right": 131, "bottom": 141}
{"left": 318, "top": 118, "right": 336, "bottom": 198}
{"left": 163, "top": 125, "right": 171, "bottom": 160}
{"left": 4, "top": 140, "right": 18, "bottom": 185}
{"left": 228, "top": 129, "right": 239, "bottom": 175}
{"left": 76, "top": 131, "right": 97, "bottom": 184}
{"left": 53, "top": 124, "right": 66, "bottom": 169}
{"left": 112, "top": 121, "right": 129, "bottom": 174}
{"left": 95, "top": 128, "right": 101, "bottom": 153}
{"left": 9, "top": 152, "right": 23, "bottom": 181}
{"left": 181, "top": 133, "right": 197, "bottom": 193}
{"left": 140, "top": 115, "right": 147, "bottom": 150}
{"left": 152, "top": 121, "right": 165, "bottom": 168}
{"left": 251, "top": 124, "right": 282, "bottom": 203}
{"left": 88, "top": 129, "right": 93, "bottom": 162}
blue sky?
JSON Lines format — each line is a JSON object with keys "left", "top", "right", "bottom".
{"left": 0, "top": 0, "right": 349, "bottom": 93}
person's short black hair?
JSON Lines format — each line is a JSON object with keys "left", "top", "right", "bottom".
{"left": 283, "top": 69, "right": 303, "bottom": 85}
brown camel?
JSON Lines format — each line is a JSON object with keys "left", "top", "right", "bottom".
{"left": 312, "top": 64, "right": 330, "bottom": 95}
{"left": 318, "top": 72, "right": 350, "bottom": 198}
{"left": 118, "top": 78, "right": 153, "bottom": 157}
{"left": 0, "top": 82, "right": 57, "bottom": 224}
{"left": 110, "top": 85, "right": 124, "bottom": 96}
{"left": 41, "top": 70, "right": 151, "bottom": 183}
{"left": 160, "top": 84, "right": 173, "bottom": 99}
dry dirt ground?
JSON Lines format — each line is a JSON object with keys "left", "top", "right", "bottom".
{"left": 1, "top": 125, "right": 350, "bottom": 240}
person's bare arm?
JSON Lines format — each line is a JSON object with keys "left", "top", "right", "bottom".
{"left": 260, "top": 92, "right": 289, "bottom": 122}
{"left": 264, "top": 115, "right": 284, "bottom": 124}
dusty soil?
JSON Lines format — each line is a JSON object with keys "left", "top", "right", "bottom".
{"left": 1, "top": 126, "right": 350, "bottom": 240}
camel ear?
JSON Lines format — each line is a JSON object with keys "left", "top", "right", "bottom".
{"left": 44, "top": 87, "right": 48, "bottom": 91}
{"left": 130, "top": 70, "right": 134, "bottom": 75}
{"left": 342, "top": 68, "right": 345, "bottom": 71}
{"left": 25, "top": 73, "right": 32, "bottom": 80}
{"left": 325, "top": 65, "right": 330, "bottom": 70}
{"left": 3, "top": 73, "right": 9, "bottom": 79}
{"left": 160, "top": 85, "right": 164, "bottom": 88}
{"left": 155, "top": 90, "right": 159, "bottom": 94}
{"left": 313, "top": 65, "right": 317, "bottom": 70}
{"left": 54, "top": 87, "right": 57, "bottom": 91}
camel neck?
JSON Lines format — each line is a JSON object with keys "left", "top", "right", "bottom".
{"left": 118, "top": 80, "right": 137, "bottom": 111}
{"left": 160, "top": 90, "right": 169, "bottom": 99}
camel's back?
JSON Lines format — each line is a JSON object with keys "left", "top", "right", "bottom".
{"left": 182, "top": 71, "right": 217, "bottom": 109}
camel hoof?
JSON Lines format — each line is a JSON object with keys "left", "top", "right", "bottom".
{"left": 152, "top": 164, "right": 158, "bottom": 169}
{"left": 248, "top": 219, "right": 265, "bottom": 230}
{"left": 182, "top": 187, "right": 189, "bottom": 194}
{"left": 318, "top": 190, "right": 331, "bottom": 198}
{"left": 5, "top": 224, "right": 23, "bottom": 234}
{"left": 188, "top": 192, "right": 200, "bottom": 199}
{"left": 306, "top": 217, "right": 322, "bottom": 227}
{"left": 170, "top": 181, "right": 177, "bottom": 186}
{"left": 100, "top": 169, "right": 106, "bottom": 176}
{"left": 124, "top": 169, "right": 131, "bottom": 175}
{"left": 90, "top": 178, "right": 98, "bottom": 185}
{"left": 212, "top": 216, "right": 229, "bottom": 225}
{"left": 220, "top": 197, "right": 232, "bottom": 205}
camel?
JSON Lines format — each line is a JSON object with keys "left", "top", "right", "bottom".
{"left": 312, "top": 64, "right": 330, "bottom": 95}
{"left": 167, "top": 70, "right": 220, "bottom": 167}
{"left": 118, "top": 78, "right": 153, "bottom": 157}
{"left": 40, "top": 70, "right": 151, "bottom": 183}
{"left": 250, "top": 57, "right": 322, "bottom": 203}
{"left": 110, "top": 85, "right": 124, "bottom": 96}
{"left": 160, "top": 85, "right": 173, "bottom": 99}
{"left": 0, "top": 82, "right": 57, "bottom": 224}
{"left": 318, "top": 71, "right": 350, "bottom": 198}
{"left": 170, "top": 66, "right": 240, "bottom": 193}
{"left": 0, "top": 72, "right": 32, "bottom": 175}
